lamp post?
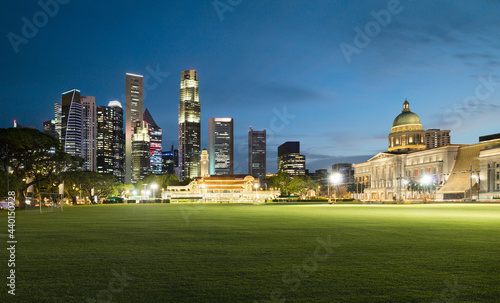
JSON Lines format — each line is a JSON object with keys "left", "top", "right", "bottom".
{"left": 151, "top": 183, "right": 158, "bottom": 200}
{"left": 329, "top": 173, "right": 343, "bottom": 204}
{"left": 420, "top": 175, "right": 432, "bottom": 202}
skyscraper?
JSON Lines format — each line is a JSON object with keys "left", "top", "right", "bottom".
{"left": 125, "top": 73, "right": 144, "bottom": 183}
{"left": 96, "top": 105, "right": 114, "bottom": 175}
{"left": 162, "top": 145, "right": 178, "bottom": 176}
{"left": 132, "top": 121, "right": 150, "bottom": 182}
{"left": 43, "top": 120, "right": 58, "bottom": 139}
{"left": 278, "top": 141, "right": 306, "bottom": 176}
{"left": 96, "top": 101, "right": 124, "bottom": 181}
{"left": 209, "top": 118, "right": 234, "bottom": 175}
{"left": 178, "top": 70, "right": 201, "bottom": 180}
{"left": 109, "top": 101, "right": 124, "bottom": 182}
{"left": 248, "top": 127, "right": 266, "bottom": 180}
{"left": 81, "top": 96, "right": 96, "bottom": 171}
{"left": 143, "top": 108, "right": 162, "bottom": 175}
{"left": 61, "top": 89, "right": 82, "bottom": 157}
{"left": 54, "top": 103, "right": 62, "bottom": 139}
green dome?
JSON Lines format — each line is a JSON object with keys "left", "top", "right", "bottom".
{"left": 392, "top": 100, "right": 421, "bottom": 127}
{"left": 392, "top": 111, "right": 421, "bottom": 127}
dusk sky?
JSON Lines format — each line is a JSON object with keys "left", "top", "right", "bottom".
{"left": 1, "top": 0, "right": 500, "bottom": 173}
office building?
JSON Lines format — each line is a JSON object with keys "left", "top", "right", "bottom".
{"left": 61, "top": 89, "right": 82, "bottom": 157}
{"left": 209, "top": 118, "right": 234, "bottom": 175}
{"left": 248, "top": 127, "right": 266, "bottom": 180}
{"left": 96, "top": 101, "right": 124, "bottom": 180}
{"left": 178, "top": 70, "right": 201, "bottom": 180}
{"left": 54, "top": 103, "right": 62, "bottom": 139}
{"left": 278, "top": 141, "right": 306, "bottom": 176}
{"left": 162, "top": 145, "right": 178, "bottom": 176}
{"left": 96, "top": 106, "right": 114, "bottom": 175}
{"left": 125, "top": 73, "right": 144, "bottom": 183}
{"left": 109, "top": 101, "right": 124, "bottom": 182}
{"left": 425, "top": 129, "right": 451, "bottom": 149}
{"left": 132, "top": 121, "right": 150, "bottom": 182}
{"left": 43, "top": 120, "right": 58, "bottom": 139}
{"left": 143, "top": 108, "right": 162, "bottom": 175}
{"left": 81, "top": 96, "right": 96, "bottom": 171}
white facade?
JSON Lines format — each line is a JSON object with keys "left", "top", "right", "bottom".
{"left": 479, "top": 147, "right": 500, "bottom": 199}
{"left": 353, "top": 146, "right": 460, "bottom": 201}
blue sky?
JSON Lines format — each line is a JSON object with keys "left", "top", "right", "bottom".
{"left": 1, "top": 0, "right": 500, "bottom": 173}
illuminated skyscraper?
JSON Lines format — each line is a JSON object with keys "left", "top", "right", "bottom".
{"left": 178, "top": 70, "right": 201, "bottom": 180}
{"left": 248, "top": 127, "right": 266, "bottom": 180}
{"left": 132, "top": 121, "right": 150, "bottom": 182}
{"left": 162, "top": 145, "right": 178, "bottom": 176}
{"left": 109, "top": 101, "right": 124, "bottom": 182}
{"left": 54, "top": 103, "right": 62, "bottom": 139}
{"left": 209, "top": 118, "right": 233, "bottom": 175}
{"left": 96, "top": 106, "right": 114, "bottom": 175}
{"left": 143, "top": 108, "right": 162, "bottom": 175}
{"left": 125, "top": 73, "right": 144, "bottom": 183}
{"left": 96, "top": 101, "right": 124, "bottom": 181}
{"left": 81, "top": 96, "right": 96, "bottom": 171}
{"left": 61, "top": 89, "right": 82, "bottom": 157}
{"left": 278, "top": 141, "right": 306, "bottom": 176}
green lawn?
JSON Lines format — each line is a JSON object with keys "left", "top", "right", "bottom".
{"left": 1, "top": 203, "right": 499, "bottom": 302}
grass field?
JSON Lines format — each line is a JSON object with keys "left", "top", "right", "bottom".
{"left": 1, "top": 203, "right": 500, "bottom": 302}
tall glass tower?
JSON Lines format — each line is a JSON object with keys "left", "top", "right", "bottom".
{"left": 61, "top": 89, "right": 82, "bottom": 157}
{"left": 81, "top": 96, "right": 96, "bottom": 172}
{"left": 125, "top": 73, "right": 144, "bottom": 183}
{"left": 143, "top": 108, "right": 162, "bottom": 175}
{"left": 209, "top": 118, "right": 234, "bottom": 175}
{"left": 248, "top": 127, "right": 266, "bottom": 180}
{"left": 178, "top": 70, "right": 201, "bottom": 180}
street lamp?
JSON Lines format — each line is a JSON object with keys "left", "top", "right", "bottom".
{"left": 151, "top": 183, "right": 158, "bottom": 199}
{"left": 329, "top": 173, "right": 343, "bottom": 204}
{"left": 420, "top": 175, "right": 432, "bottom": 202}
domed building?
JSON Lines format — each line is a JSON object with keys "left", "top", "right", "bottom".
{"left": 388, "top": 100, "right": 426, "bottom": 152}
{"left": 353, "top": 98, "right": 460, "bottom": 202}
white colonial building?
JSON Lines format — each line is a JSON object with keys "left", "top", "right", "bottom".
{"left": 354, "top": 100, "right": 500, "bottom": 202}
{"left": 354, "top": 145, "right": 460, "bottom": 201}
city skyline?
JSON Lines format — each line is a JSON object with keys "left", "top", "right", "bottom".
{"left": 2, "top": 1, "right": 500, "bottom": 173}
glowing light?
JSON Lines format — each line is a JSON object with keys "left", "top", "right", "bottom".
{"left": 330, "top": 173, "right": 343, "bottom": 185}
{"left": 420, "top": 175, "right": 432, "bottom": 185}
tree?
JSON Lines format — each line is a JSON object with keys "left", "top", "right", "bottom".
{"left": 0, "top": 128, "right": 80, "bottom": 206}
{"left": 180, "top": 178, "right": 193, "bottom": 186}
{"left": 267, "top": 172, "right": 291, "bottom": 196}
{"left": 162, "top": 174, "right": 180, "bottom": 187}
{"left": 61, "top": 171, "right": 116, "bottom": 204}
{"left": 288, "top": 175, "right": 319, "bottom": 198}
